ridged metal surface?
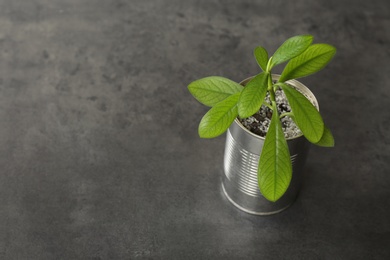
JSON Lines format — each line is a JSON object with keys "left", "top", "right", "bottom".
{"left": 224, "top": 130, "right": 260, "bottom": 197}
{"left": 224, "top": 130, "right": 299, "bottom": 198}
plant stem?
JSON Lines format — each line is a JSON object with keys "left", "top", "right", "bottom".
{"left": 273, "top": 82, "right": 284, "bottom": 88}
{"left": 280, "top": 112, "right": 293, "bottom": 118}
{"left": 267, "top": 73, "right": 276, "bottom": 109}
{"left": 265, "top": 57, "right": 273, "bottom": 72}
{"left": 263, "top": 102, "right": 273, "bottom": 110}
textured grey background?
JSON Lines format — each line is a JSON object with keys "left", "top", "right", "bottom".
{"left": 0, "top": 0, "right": 389, "bottom": 259}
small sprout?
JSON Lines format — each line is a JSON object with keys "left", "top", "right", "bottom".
{"left": 188, "top": 35, "right": 336, "bottom": 202}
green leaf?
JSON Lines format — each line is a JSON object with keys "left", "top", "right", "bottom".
{"left": 258, "top": 103, "right": 292, "bottom": 202}
{"left": 237, "top": 72, "right": 269, "bottom": 118}
{"left": 198, "top": 92, "right": 240, "bottom": 138}
{"left": 279, "top": 44, "right": 336, "bottom": 82}
{"left": 279, "top": 83, "right": 324, "bottom": 143}
{"left": 188, "top": 76, "right": 243, "bottom": 107}
{"left": 254, "top": 46, "right": 268, "bottom": 71}
{"left": 314, "top": 125, "right": 335, "bottom": 147}
{"left": 270, "top": 35, "right": 313, "bottom": 68}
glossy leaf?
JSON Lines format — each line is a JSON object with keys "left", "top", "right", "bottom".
{"left": 254, "top": 46, "right": 269, "bottom": 71}
{"left": 198, "top": 92, "right": 240, "bottom": 138}
{"left": 270, "top": 35, "right": 313, "bottom": 68}
{"left": 258, "top": 103, "right": 292, "bottom": 202}
{"left": 314, "top": 125, "right": 335, "bottom": 147}
{"left": 280, "top": 83, "right": 324, "bottom": 143}
{"left": 279, "top": 44, "right": 336, "bottom": 82}
{"left": 188, "top": 76, "right": 243, "bottom": 107}
{"left": 238, "top": 72, "right": 269, "bottom": 118}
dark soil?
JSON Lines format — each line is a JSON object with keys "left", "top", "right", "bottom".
{"left": 238, "top": 88, "right": 303, "bottom": 139}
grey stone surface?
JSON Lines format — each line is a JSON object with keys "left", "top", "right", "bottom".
{"left": 0, "top": 0, "right": 389, "bottom": 259}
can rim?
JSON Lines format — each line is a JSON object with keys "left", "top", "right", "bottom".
{"left": 234, "top": 74, "right": 320, "bottom": 141}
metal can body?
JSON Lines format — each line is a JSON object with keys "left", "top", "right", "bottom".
{"left": 222, "top": 75, "right": 319, "bottom": 215}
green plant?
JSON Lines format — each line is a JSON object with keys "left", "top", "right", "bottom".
{"left": 188, "top": 35, "right": 336, "bottom": 202}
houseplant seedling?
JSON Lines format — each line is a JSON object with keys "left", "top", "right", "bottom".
{"left": 188, "top": 35, "right": 336, "bottom": 202}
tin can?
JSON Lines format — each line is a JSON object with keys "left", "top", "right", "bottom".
{"left": 222, "top": 75, "right": 319, "bottom": 215}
